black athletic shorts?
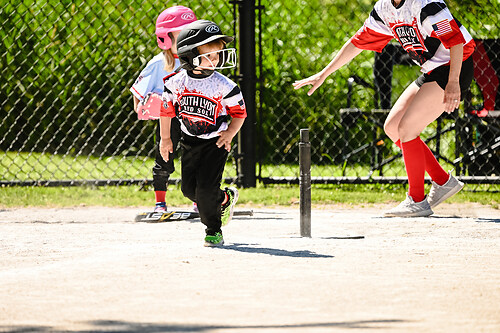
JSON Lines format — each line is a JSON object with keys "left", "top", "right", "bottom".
{"left": 414, "top": 55, "right": 474, "bottom": 101}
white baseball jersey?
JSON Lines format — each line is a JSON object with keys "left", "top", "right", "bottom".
{"left": 351, "top": 0, "right": 475, "bottom": 73}
{"left": 130, "top": 53, "right": 181, "bottom": 100}
{"left": 161, "top": 71, "right": 247, "bottom": 139}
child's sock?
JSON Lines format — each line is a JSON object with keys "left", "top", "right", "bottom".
{"left": 395, "top": 139, "right": 449, "bottom": 186}
{"left": 155, "top": 190, "right": 166, "bottom": 203}
{"left": 401, "top": 137, "right": 426, "bottom": 202}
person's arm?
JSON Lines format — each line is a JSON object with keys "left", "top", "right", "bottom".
{"left": 293, "top": 39, "right": 363, "bottom": 96}
{"left": 443, "top": 43, "right": 463, "bottom": 114}
{"left": 133, "top": 96, "right": 140, "bottom": 112}
{"left": 159, "top": 116, "right": 173, "bottom": 162}
{"left": 216, "top": 118, "right": 245, "bottom": 152}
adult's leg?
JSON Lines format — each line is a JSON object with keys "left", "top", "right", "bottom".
{"left": 398, "top": 82, "right": 448, "bottom": 202}
{"left": 386, "top": 82, "right": 449, "bottom": 186}
{"left": 398, "top": 82, "right": 448, "bottom": 142}
{"left": 383, "top": 82, "right": 420, "bottom": 143}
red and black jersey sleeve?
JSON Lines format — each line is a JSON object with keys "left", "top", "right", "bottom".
{"left": 160, "top": 73, "right": 178, "bottom": 118}
{"left": 223, "top": 85, "right": 247, "bottom": 119}
{"left": 351, "top": 8, "right": 394, "bottom": 52}
{"left": 420, "top": 1, "right": 465, "bottom": 49}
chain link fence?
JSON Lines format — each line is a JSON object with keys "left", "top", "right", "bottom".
{"left": 258, "top": 0, "right": 500, "bottom": 191}
{"left": 1, "top": 0, "right": 499, "bottom": 191}
{"left": 0, "top": 0, "right": 237, "bottom": 186}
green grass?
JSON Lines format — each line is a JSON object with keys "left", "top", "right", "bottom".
{"left": 0, "top": 150, "right": 425, "bottom": 181}
{"left": 1, "top": 150, "right": 499, "bottom": 209}
{"left": 0, "top": 183, "right": 498, "bottom": 209}
{"left": 0, "top": 151, "right": 238, "bottom": 181}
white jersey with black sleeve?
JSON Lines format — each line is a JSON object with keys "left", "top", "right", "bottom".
{"left": 351, "top": 0, "right": 475, "bottom": 73}
{"left": 161, "top": 71, "right": 247, "bottom": 139}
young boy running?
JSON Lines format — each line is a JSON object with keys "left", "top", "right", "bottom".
{"left": 159, "top": 20, "right": 246, "bottom": 246}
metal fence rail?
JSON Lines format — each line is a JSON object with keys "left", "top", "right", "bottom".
{"left": 1, "top": 0, "right": 499, "bottom": 192}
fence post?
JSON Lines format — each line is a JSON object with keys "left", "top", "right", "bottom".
{"left": 238, "top": 0, "right": 257, "bottom": 188}
{"left": 300, "top": 128, "right": 311, "bottom": 237}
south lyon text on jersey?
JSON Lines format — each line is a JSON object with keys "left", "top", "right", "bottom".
{"left": 161, "top": 70, "right": 247, "bottom": 139}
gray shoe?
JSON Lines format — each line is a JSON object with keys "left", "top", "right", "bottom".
{"left": 385, "top": 194, "right": 433, "bottom": 217}
{"left": 427, "top": 173, "right": 464, "bottom": 208}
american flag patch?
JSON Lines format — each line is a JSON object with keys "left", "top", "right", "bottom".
{"left": 238, "top": 99, "right": 245, "bottom": 109}
{"left": 432, "top": 19, "right": 453, "bottom": 36}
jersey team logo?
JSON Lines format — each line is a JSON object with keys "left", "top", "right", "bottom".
{"left": 178, "top": 93, "right": 219, "bottom": 124}
{"left": 390, "top": 19, "right": 427, "bottom": 53}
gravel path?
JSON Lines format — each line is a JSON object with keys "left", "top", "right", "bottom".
{"left": 0, "top": 204, "right": 499, "bottom": 332}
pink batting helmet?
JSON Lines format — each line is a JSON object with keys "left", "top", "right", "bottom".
{"left": 155, "top": 6, "right": 197, "bottom": 50}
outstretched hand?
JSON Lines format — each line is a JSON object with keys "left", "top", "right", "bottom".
{"left": 292, "top": 72, "right": 327, "bottom": 96}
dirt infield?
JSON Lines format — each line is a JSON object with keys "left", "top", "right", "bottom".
{"left": 1, "top": 203, "right": 499, "bottom": 332}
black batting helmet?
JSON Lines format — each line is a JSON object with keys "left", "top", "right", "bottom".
{"left": 176, "top": 20, "right": 234, "bottom": 71}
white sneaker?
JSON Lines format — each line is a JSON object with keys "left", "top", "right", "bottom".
{"left": 427, "top": 173, "right": 464, "bottom": 208}
{"left": 384, "top": 194, "right": 433, "bottom": 217}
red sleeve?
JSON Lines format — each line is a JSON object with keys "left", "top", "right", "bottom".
{"left": 430, "top": 19, "right": 466, "bottom": 49}
{"left": 226, "top": 104, "right": 247, "bottom": 118}
{"left": 351, "top": 27, "right": 394, "bottom": 53}
{"left": 160, "top": 101, "right": 176, "bottom": 118}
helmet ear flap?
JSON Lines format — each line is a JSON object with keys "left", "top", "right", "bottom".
{"left": 180, "top": 55, "right": 195, "bottom": 70}
{"left": 157, "top": 35, "right": 172, "bottom": 50}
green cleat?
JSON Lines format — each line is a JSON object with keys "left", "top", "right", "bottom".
{"left": 221, "top": 187, "right": 239, "bottom": 226}
{"left": 204, "top": 232, "right": 224, "bottom": 247}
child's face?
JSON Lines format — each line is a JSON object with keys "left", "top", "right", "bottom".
{"left": 196, "top": 43, "right": 223, "bottom": 70}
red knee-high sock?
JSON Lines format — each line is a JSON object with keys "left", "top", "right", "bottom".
{"left": 395, "top": 139, "right": 449, "bottom": 186}
{"left": 155, "top": 191, "right": 166, "bottom": 203}
{"left": 401, "top": 137, "right": 426, "bottom": 202}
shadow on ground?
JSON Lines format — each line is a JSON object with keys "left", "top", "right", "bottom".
{"left": 221, "top": 243, "right": 334, "bottom": 258}
{"left": 1, "top": 319, "right": 409, "bottom": 332}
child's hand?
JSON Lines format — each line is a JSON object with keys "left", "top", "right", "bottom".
{"left": 216, "top": 130, "right": 235, "bottom": 152}
{"left": 160, "top": 138, "right": 173, "bottom": 162}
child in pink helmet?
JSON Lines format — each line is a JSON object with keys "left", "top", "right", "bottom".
{"left": 130, "top": 6, "right": 197, "bottom": 213}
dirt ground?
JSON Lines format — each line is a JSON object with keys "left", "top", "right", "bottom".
{"left": 0, "top": 203, "right": 499, "bottom": 333}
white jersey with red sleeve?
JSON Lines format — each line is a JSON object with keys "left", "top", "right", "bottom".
{"left": 161, "top": 71, "right": 247, "bottom": 139}
{"left": 351, "top": 0, "right": 475, "bottom": 73}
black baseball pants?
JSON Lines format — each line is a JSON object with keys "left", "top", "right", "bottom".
{"left": 180, "top": 134, "right": 228, "bottom": 236}
{"left": 152, "top": 117, "right": 181, "bottom": 191}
